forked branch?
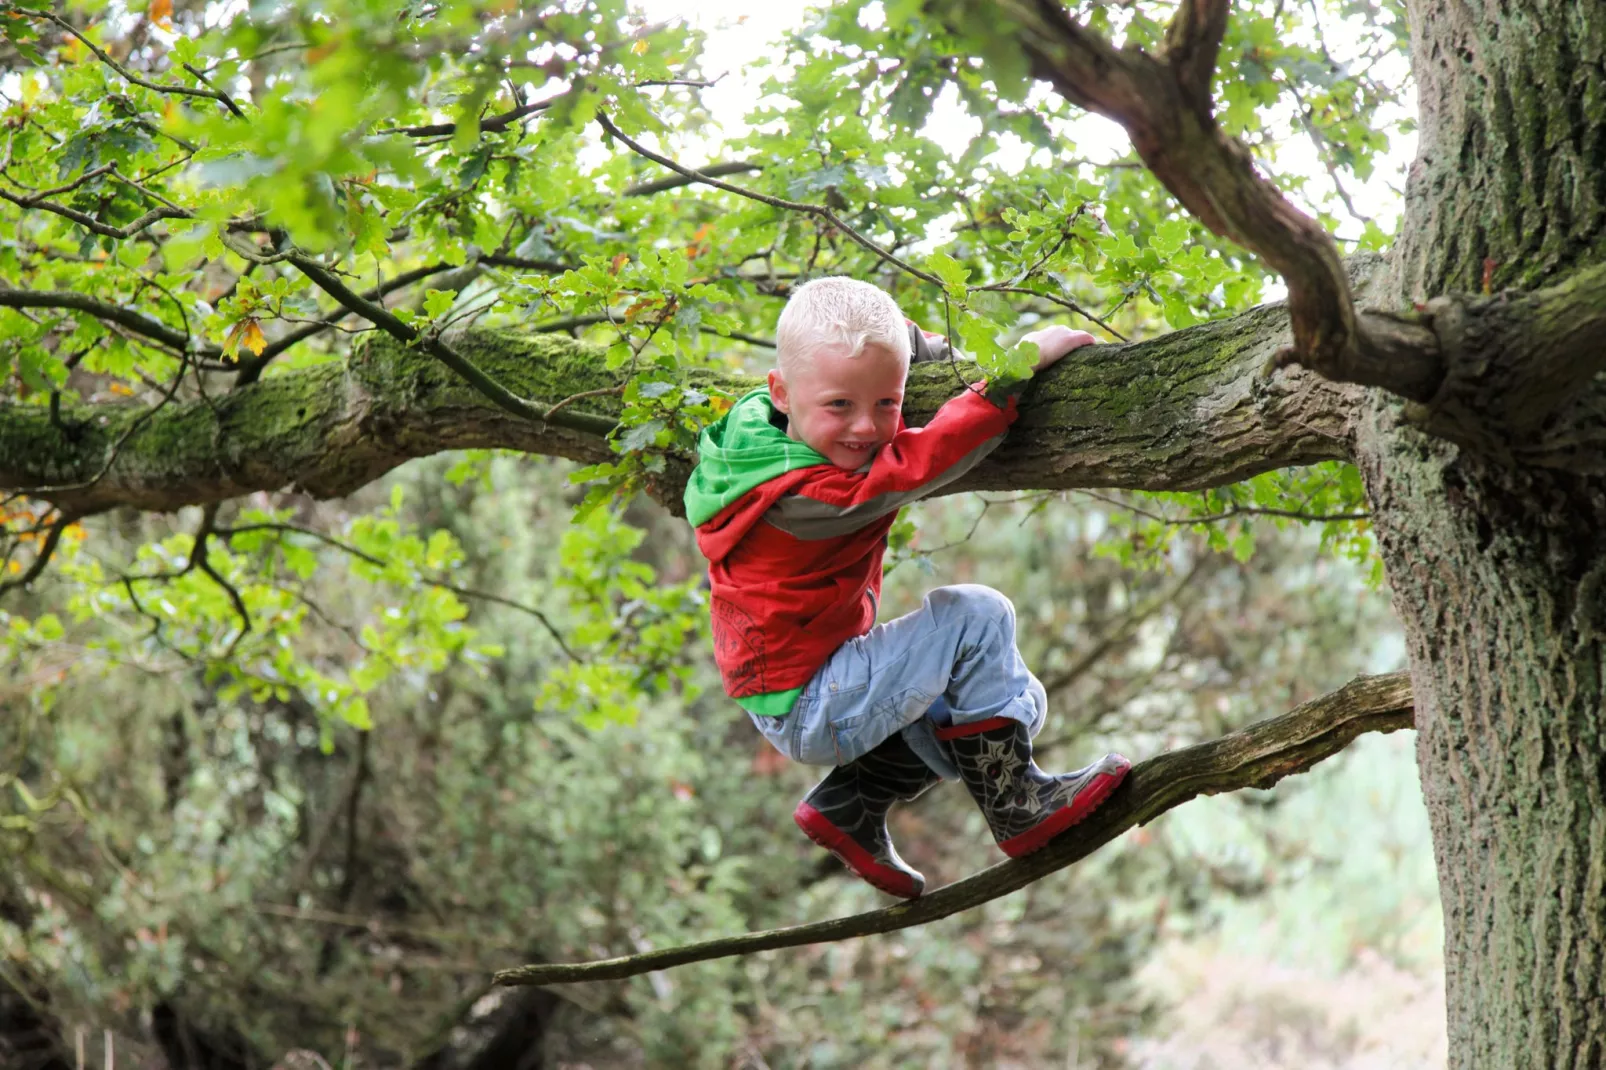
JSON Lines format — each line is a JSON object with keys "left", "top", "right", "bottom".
{"left": 968, "top": 0, "right": 1444, "bottom": 401}
{"left": 494, "top": 671, "right": 1414, "bottom": 987}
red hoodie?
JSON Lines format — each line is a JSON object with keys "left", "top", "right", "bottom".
{"left": 684, "top": 382, "right": 1019, "bottom": 713}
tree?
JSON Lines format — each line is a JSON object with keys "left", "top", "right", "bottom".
{"left": 0, "top": 0, "right": 1600, "bottom": 1065}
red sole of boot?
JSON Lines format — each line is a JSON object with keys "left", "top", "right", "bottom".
{"left": 794, "top": 802, "right": 923, "bottom": 899}
{"left": 997, "top": 756, "right": 1132, "bottom": 859}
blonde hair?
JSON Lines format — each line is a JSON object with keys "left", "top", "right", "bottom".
{"left": 774, "top": 277, "right": 911, "bottom": 378}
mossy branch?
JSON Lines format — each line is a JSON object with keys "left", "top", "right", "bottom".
{"left": 0, "top": 297, "right": 1360, "bottom": 516}
{"left": 493, "top": 671, "right": 1414, "bottom": 988}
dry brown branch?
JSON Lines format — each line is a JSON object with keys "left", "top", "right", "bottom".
{"left": 494, "top": 671, "right": 1414, "bottom": 987}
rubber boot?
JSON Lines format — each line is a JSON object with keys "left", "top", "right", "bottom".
{"left": 792, "top": 732, "right": 944, "bottom": 899}
{"left": 937, "top": 716, "right": 1130, "bottom": 858}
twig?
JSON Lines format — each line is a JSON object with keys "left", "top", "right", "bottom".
{"left": 975, "top": 284, "right": 1130, "bottom": 342}
{"left": 494, "top": 671, "right": 1414, "bottom": 986}
{"left": 621, "top": 160, "right": 762, "bottom": 197}
{"left": 1073, "top": 489, "right": 1369, "bottom": 525}
{"left": 35, "top": 12, "right": 244, "bottom": 114}
{"left": 225, "top": 239, "right": 615, "bottom": 436}
{"left": 0, "top": 511, "right": 77, "bottom": 599}
{"left": 596, "top": 114, "right": 945, "bottom": 289}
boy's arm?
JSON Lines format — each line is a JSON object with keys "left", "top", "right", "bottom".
{"left": 765, "top": 326, "right": 1097, "bottom": 539}
{"left": 763, "top": 386, "right": 1015, "bottom": 538}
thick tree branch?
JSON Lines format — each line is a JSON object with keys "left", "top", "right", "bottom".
{"left": 493, "top": 671, "right": 1415, "bottom": 987}
{"left": 8, "top": 256, "right": 1598, "bottom": 517}
{"left": 1162, "top": 0, "right": 1231, "bottom": 103}
{"left": 967, "top": 0, "right": 1445, "bottom": 401}
{"left": 1409, "top": 260, "right": 1606, "bottom": 464}
{"left": 0, "top": 294, "right": 1359, "bottom": 516}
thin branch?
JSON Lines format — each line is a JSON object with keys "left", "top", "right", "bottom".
{"left": 0, "top": 289, "right": 217, "bottom": 356}
{"left": 480, "top": 254, "right": 576, "bottom": 273}
{"left": 596, "top": 113, "right": 945, "bottom": 289}
{"left": 1073, "top": 489, "right": 1369, "bottom": 525}
{"left": 214, "top": 521, "right": 580, "bottom": 662}
{"left": 234, "top": 261, "right": 464, "bottom": 383}
{"left": 241, "top": 241, "right": 615, "bottom": 436}
{"left": 974, "top": 284, "right": 1130, "bottom": 342}
{"left": 621, "top": 160, "right": 762, "bottom": 197}
{"left": 35, "top": 12, "right": 244, "bottom": 114}
{"left": 494, "top": 671, "right": 1415, "bottom": 987}
{"left": 6, "top": 162, "right": 116, "bottom": 204}
{"left": 179, "top": 62, "right": 247, "bottom": 119}
{"left": 386, "top": 97, "right": 556, "bottom": 139}
{"left": 0, "top": 512, "right": 76, "bottom": 599}
{"left": 0, "top": 186, "right": 190, "bottom": 240}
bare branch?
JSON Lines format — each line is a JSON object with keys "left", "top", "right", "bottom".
{"left": 493, "top": 671, "right": 1415, "bottom": 987}
{"left": 0, "top": 289, "right": 220, "bottom": 357}
{"left": 621, "top": 160, "right": 762, "bottom": 197}
{"left": 596, "top": 114, "right": 947, "bottom": 289}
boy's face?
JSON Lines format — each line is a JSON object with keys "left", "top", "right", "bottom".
{"left": 768, "top": 342, "right": 907, "bottom": 469}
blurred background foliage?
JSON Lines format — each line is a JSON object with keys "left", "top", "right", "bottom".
{"left": 0, "top": 0, "right": 1440, "bottom": 1066}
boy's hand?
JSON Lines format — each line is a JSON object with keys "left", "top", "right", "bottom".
{"left": 1022, "top": 325, "right": 1096, "bottom": 372}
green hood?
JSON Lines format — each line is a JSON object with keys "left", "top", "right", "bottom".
{"left": 683, "top": 387, "right": 828, "bottom": 526}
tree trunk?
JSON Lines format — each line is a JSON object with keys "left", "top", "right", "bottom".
{"left": 1369, "top": 2, "right": 1606, "bottom": 1063}
{"left": 1392, "top": 0, "right": 1606, "bottom": 298}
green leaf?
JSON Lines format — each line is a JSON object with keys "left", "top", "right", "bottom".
{"left": 927, "top": 251, "right": 971, "bottom": 299}
{"left": 422, "top": 288, "right": 458, "bottom": 319}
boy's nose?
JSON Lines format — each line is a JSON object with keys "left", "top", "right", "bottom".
{"left": 850, "top": 410, "right": 878, "bottom": 435}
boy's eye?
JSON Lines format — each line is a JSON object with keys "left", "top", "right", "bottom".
{"left": 827, "top": 399, "right": 850, "bottom": 409}
{"left": 879, "top": 398, "right": 899, "bottom": 408}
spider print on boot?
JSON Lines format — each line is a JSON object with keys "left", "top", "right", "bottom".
{"left": 792, "top": 732, "right": 943, "bottom": 899}
{"left": 938, "top": 717, "right": 1130, "bottom": 858}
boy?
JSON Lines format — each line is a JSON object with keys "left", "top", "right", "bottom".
{"left": 683, "top": 278, "right": 1130, "bottom": 899}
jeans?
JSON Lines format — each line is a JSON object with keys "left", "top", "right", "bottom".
{"left": 748, "top": 584, "right": 1048, "bottom": 780}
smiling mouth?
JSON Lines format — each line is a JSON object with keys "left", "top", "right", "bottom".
{"left": 838, "top": 442, "right": 877, "bottom": 452}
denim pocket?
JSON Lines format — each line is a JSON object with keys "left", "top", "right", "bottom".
{"left": 826, "top": 635, "right": 872, "bottom": 696}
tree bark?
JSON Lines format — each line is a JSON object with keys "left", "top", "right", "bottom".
{"left": 1391, "top": 0, "right": 1606, "bottom": 298}
{"left": 1364, "top": 1, "right": 1606, "bottom": 1064}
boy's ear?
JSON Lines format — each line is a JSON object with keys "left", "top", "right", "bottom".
{"left": 767, "top": 368, "right": 790, "bottom": 413}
